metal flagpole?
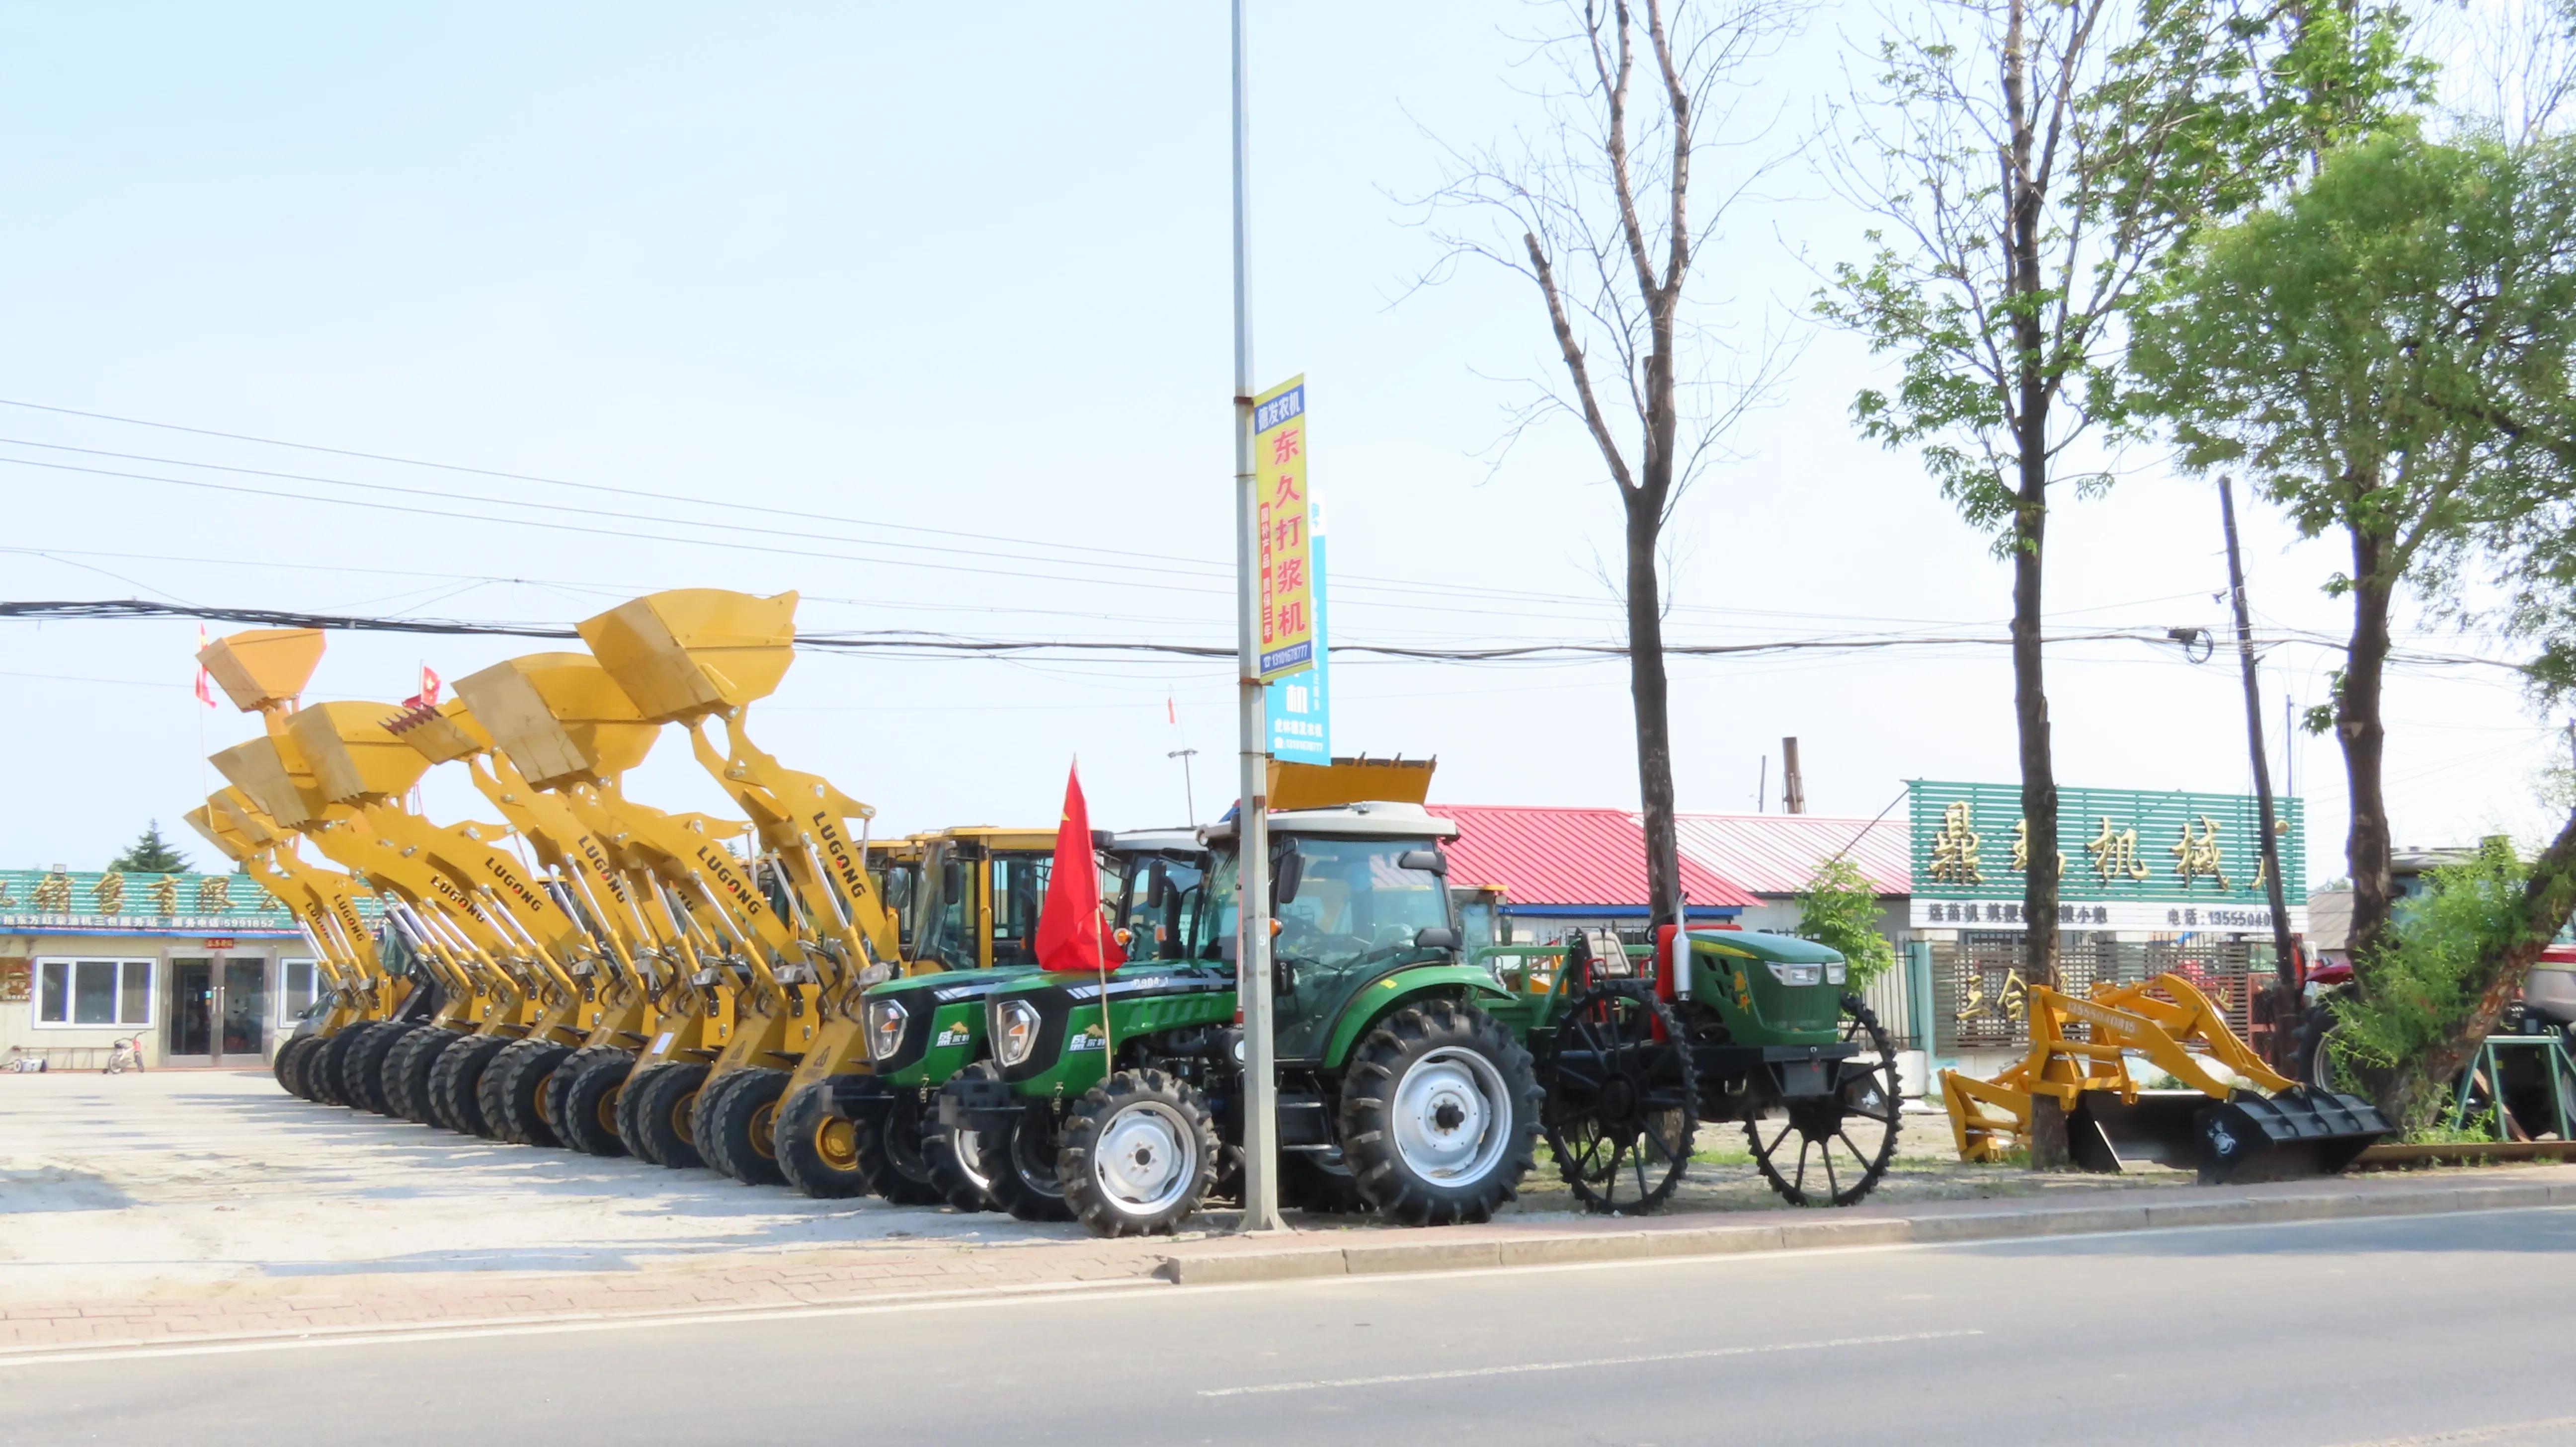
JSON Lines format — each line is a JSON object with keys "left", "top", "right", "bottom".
{"left": 1231, "top": 0, "right": 1285, "bottom": 1234}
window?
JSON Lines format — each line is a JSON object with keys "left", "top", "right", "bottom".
{"left": 279, "top": 959, "right": 319, "bottom": 1023}
{"left": 34, "top": 959, "right": 153, "bottom": 1028}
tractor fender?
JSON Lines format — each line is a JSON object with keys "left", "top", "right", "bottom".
{"left": 1318, "top": 965, "right": 1518, "bottom": 1071}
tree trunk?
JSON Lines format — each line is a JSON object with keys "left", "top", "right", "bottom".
{"left": 2339, "top": 526, "right": 2396, "bottom": 979}
{"left": 2002, "top": 0, "right": 2060, "bottom": 999}
{"left": 1626, "top": 494, "right": 1684, "bottom": 927}
{"left": 2376, "top": 805, "right": 2576, "bottom": 1126}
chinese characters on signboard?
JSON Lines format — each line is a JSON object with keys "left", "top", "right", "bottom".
{"left": 1251, "top": 376, "right": 1314, "bottom": 681}
{"left": 1265, "top": 503, "right": 1330, "bottom": 763}
{"left": 1905, "top": 781, "right": 2307, "bottom": 933}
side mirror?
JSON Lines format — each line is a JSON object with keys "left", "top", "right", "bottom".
{"left": 1398, "top": 849, "right": 1449, "bottom": 876}
{"left": 1414, "top": 926, "right": 1460, "bottom": 951}
{"left": 1274, "top": 847, "right": 1305, "bottom": 905}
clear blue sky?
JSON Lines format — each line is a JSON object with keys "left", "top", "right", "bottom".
{"left": 0, "top": 1, "right": 2555, "bottom": 884}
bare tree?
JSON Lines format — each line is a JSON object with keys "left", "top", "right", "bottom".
{"left": 1422, "top": 0, "right": 1803, "bottom": 928}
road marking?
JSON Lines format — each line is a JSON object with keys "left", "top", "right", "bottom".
{"left": 2323, "top": 1418, "right": 2576, "bottom": 1447}
{"left": 1196, "top": 1328, "right": 1985, "bottom": 1397}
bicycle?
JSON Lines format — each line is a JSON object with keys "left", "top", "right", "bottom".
{"left": 103, "top": 1035, "right": 146, "bottom": 1074}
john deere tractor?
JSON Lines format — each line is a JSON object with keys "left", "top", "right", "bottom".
{"left": 940, "top": 762, "right": 1905, "bottom": 1237}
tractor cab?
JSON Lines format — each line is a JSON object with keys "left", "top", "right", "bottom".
{"left": 909, "top": 827, "right": 1057, "bottom": 970}
{"left": 1105, "top": 829, "right": 1208, "bottom": 963}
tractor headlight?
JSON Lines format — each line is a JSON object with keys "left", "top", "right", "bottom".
{"left": 1767, "top": 962, "right": 1824, "bottom": 987}
{"left": 994, "top": 999, "right": 1043, "bottom": 1067}
{"left": 1825, "top": 961, "right": 1848, "bottom": 985}
{"left": 865, "top": 999, "right": 908, "bottom": 1062}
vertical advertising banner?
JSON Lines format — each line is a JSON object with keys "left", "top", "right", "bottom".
{"left": 1266, "top": 499, "right": 1330, "bottom": 762}
{"left": 1252, "top": 375, "right": 1313, "bottom": 681}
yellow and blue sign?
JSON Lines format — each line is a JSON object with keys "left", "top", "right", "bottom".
{"left": 1252, "top": 375, "right": 1313, "bottom": 680}
{"left": 1266, "top": 501, "right": 1329, "bottom": 763}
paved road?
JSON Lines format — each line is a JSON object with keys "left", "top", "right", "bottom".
{"left": 7, "top": 1206, "right": 2575, "bottom": 1447}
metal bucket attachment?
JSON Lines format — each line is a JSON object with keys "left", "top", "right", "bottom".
{"left": 1268, "top": 757, "right": 1437, "bottom": 811}
{"left": 380, "top": 698, "right": 493, "bottom": 765}
{"left": 208, "top": 787, "right": 290, "bottom": 850}
{"left": 197, "top": 628, "right": 325, "bottom": 712}
{"left": 210, "top": 735, "right": 331, "bottom": 828}
{"left": 2196, "top": 1089, "right": 2391, "bottom": 1185}
{"left": 288, "top": 701, "right": 433, "bottom": 803}
{"left": 453, "top": 653, "right": 657, "bottom": 789}
{"left": 2066, "top": 1090, "right": 2209, "bottom": 1172}
{"left": 184, "top": 804, "right": 251, "bottom": 864}
{"left": 576, "top": 590, "right": 797, "bottom": 723}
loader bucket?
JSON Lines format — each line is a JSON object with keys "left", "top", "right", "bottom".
{"left": 210, "top": 735, "right": 331, "bottom": 828}
{"left": 576, "top": 589, "right": 797, "bottom": 723}
{"left": 197, "top": 628, "right": 325, "bottom": 712}
{"left": 1269, "top": 756, "right": 1438, "bottom": 810}
{"left": 2066, "top": 1091, "right": 2212, "bottom": 1172}
{"left": 289, "top": 701, "right": 434, "bottom": 803}
{"left": 2194, "top": 1089, "right": 2391, "bottom": 1185}
{"left": 184, "top": 804, "right": 251, "bottom": 864}
{"left": 453, "top": 653, "right": 658, "bottom": 789}
{"left": 381, "top": 698, "right": 493, "bottom": 765}
{"left": 208, "top": 787, "right": 290, "bottom": 850}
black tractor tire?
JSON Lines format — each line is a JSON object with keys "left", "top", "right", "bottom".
{"left": 851, "top": 1083, "right": 948, "bottom": 1206}
{"left": 543, "top": 1046, "right": 609, "bottom": 1139}
{"left": 700, "top": 1068, "right": 790, "bottom": 1186}
{"left": 690, "top": 1071, "right": 750, "bottom": 1180}
{"left": 920, "top": 1111, "right": 997, "bottom": 1213}
{"left": 347, "top": 1023, "right": 418, "bottom": 1117}
{"left": 626, "top": 1061, "right": 710, "bottom": 1169}
{"left": 773, "top": 1079, "right": 868, "bottom": 1199}
{"left": 429, "top": 1034, "right": 511, "bottom": 1138}
{"left": 616, "top": 1062, "right": 671, "bottom": 1165}
{"left": 311, "top": 1023, "right": 373, "bottom": 1107}
{"left": 1339, "top": 999, "right": 1542, "bottom": 1226}
{"left": 481, "top": 1040, "right": 573, "bottom": 1148}
{"left": 556, "top": 1048, "right": 636, "bottom": 1157}
{"left": 1280, "top": 1148, "right": 1372, "bottom": 1214}
{"left": 384, "top": 1027, "right": 453, "bottom": 1125}
{"left": 1060, "top": 1069, "right": 1219, "bottom": 1238}
{"left": 969, "top": 1085, "right": 1074, "bottom": 1222}
{"left": 273, "top": 1035, "right": 319, "bottom": 1100}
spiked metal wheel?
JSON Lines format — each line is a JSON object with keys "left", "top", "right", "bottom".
{"left": 1744, "top": 994, "right": 1902, "bottom": 1207}
{"left": 1538, "top": 983, "right": 1697, "bottom": 1214}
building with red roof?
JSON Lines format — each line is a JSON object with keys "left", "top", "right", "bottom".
{"left": 1436, "top": 804, "right": 1753, "bottom": 942}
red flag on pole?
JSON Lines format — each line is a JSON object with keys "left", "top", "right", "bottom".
{"left": 193, "top": 625, "right": 216, "bottom": 709}
{"left": 1035, "top": 761, "right": 1106, "bottom": 973}
{"left": 420, "top": 665, "right": 443, "bottom": 706}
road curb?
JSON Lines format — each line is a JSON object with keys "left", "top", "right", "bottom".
{"left": 1155, "top": 1178, "right": 2573, "bottom": 1286}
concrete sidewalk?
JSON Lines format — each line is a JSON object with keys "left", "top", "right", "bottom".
{"left": 6, "top": 1162, "right": 2568, "bottom": 1359}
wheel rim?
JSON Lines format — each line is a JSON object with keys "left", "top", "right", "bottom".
{"left": 1093, "top": 1101, "right": 1197, "bottom": 1216}
{"left": 1012, "top": 1117, "right": 1064, "bottom": 1199}
{"left": 1390, "top": 1046, "right": 1513, "bottom": 1186}
{"left": 597, "top": 1087, "right": 623, "bottom": 1136}
{"left": 670, "top": 1090, "right": 699, "bottom": 1145}
{"left": 954, "top": 1130, "right": 991, "bottom": 1191}
{"left": 817, "top": 1116, "right": 859, "bottom": 1171}
{"left": 747, "top": 1100, "right": 779, "bottom": 1160}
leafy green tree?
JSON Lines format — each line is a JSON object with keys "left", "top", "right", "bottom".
{"left": 2128, "top": 132, "right": 2576, "bottom": 981}
{"left": 1795, "top": 856, "right": 1897, "bottom": 990}
{"left": 107, "top": 821, "right": 190, "bottom": 874}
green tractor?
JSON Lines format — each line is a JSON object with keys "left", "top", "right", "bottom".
{"left": 938, "top": 797, "right": 1903, "bottom": 1237}
{"left": 835, "top": 827, "right": 1206, "bottom": 1210}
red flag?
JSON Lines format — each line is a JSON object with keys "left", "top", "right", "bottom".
{"left": 1035, "top": 761, "right": 1106, "bottom": 973}
{"left": 193, "top": 625, "right": 216, "bottom": 709}
{"left": 420, "top": 665, "right": 443, "bottom": 706}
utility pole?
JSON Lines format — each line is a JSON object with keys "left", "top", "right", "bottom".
{"left": 1168, "top": 748, "right": 1200, "bottom": 828}
{"left": 1781, "top": 737, "right": 1807, "bottom": 815}
{"left": 2220, "top": 476, "right": 2302, "bottom": 1028}
{"left": 1229, "top": 0, "right": 1285, "bottom": 1234}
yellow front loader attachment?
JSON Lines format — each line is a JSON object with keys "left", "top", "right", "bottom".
{"left": 1942, "top": 972, "right": 2390, "bottom": 1183}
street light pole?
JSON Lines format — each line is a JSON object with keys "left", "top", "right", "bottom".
{"left": 1167, "top": 747, "right": 1199, "bottom": 828}
{"left": 1230, "top": 0, "right": 1285, "bottom": 1234}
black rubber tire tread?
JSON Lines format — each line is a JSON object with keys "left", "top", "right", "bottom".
{"left": 1743, "top": 994, "right": 1903, "bottom": 1208}
{"left": 543, "top": 1046, "right": 609, "bottom": 1140}
{"left": 1339, "top": 999, "right": 1542, "bottom": 1227}
{"left": 627, "top": 1061, "right": 709, "bottom": 1169}
{"left": 1060, "top": 1068, "right": 1219, "bottom": 1238}
{"left": 615, "top": 1062, "right": 671, "bottom": 1165}
{"left": 273, "top": 1035, "right": 318, "bottom": 1101}
{"left": 1279, "top": 1149, "right": 1372, "bottom": 1214}
{"left": 347, "top": 1023, "right": 419, "bottom": 1117}
{"left": 773, "top": 1079, "right": 868, "bottom": 1198}
{"left": 852, "top": 1083, "right": 948, "bottom": 1206}
{"left": 384, "top": 1027, "right": 456, "bottom": 1125}
{"left": 429, "top": 1034, "right": 511, "bottom": 1139}
{"left": 556, "top": 1048, "right": 636, "bottom": 1157}
{"left": 968, "top": 1074, "right": 1074, "bottom": 1222}
{"left": 701, "top": 1068, "right": 790, "bottom": 1186}
{"left": 1538, "top": 983, "right": 1698, "bottom": 1215}
{"left": 481, "top": 1040, "right": 573, "bottom": 1148}
{"left": 920, "top": 1108, "right": 997, "bottom": 1213}
{"left": 312, "top": 1024, "right": 374, "bottom": 1107}
{"left": 690, "top": 1071, "right": 750, "bottom": 1181}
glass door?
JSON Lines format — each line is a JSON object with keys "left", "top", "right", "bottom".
{"left": 167, "top": 958, "right": 214, "bottom": 1060}
{"left": 219, "top": 959, "right": 266, "bottom": 1060}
